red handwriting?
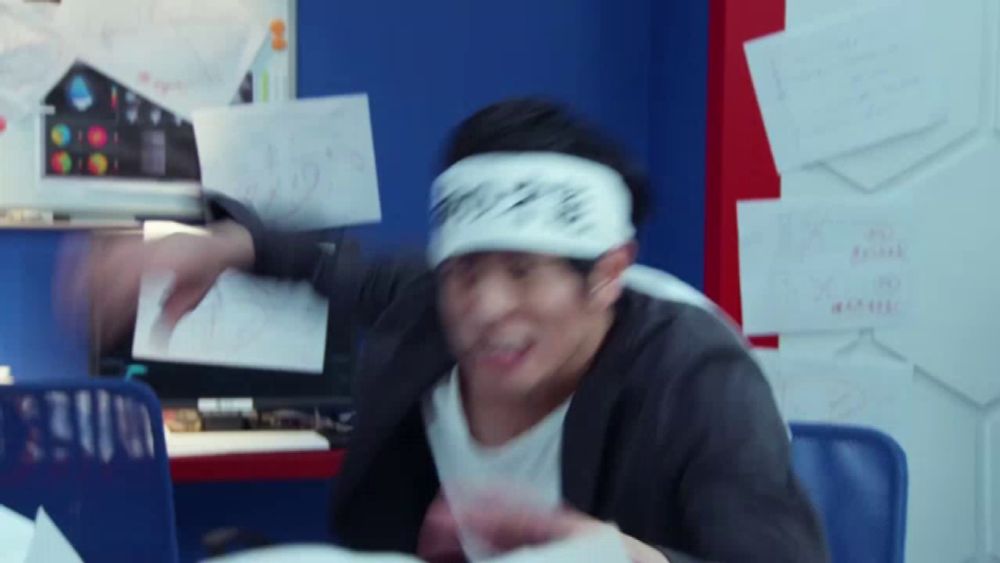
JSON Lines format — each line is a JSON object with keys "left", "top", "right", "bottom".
{"left": 831, "top": 299, "right": 900, "bottom": 315}
{"left": 135, "top": 72, "right": 186, "bottom": 95}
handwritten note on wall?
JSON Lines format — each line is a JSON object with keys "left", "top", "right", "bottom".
{"left": 132, "top": 222, "right": 329, "bottom": 373}
{"left": 56, "top": 0, "right": 259, "bottom": 35}
{"left": 738, "top": 198, "right": 914, "bottom": 335}
{"left": 0, "top": 5, "right": 74, "bottom": 121}
{"left": 744, "top": 2, "right": 943, "bottom": 172}
{"left": 754, "top": 349, "right": 912, "bottom": 441}
{"left": 75, "top": 18, "right": 265, "bottom": 119}
{"left": 193, "top": 95, "right": 382, "bottom": 230}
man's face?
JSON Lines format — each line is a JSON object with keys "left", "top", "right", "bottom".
{"left": 438, "top": 252, "right": 612, "bottom": 401}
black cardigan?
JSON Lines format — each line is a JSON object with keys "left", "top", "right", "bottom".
{"left": 219, "top": 197, "right": 829, "bottom": 563}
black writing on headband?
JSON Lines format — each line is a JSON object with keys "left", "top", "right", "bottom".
{"left": 431, "top": 179, "right": 595, "bottom": 233}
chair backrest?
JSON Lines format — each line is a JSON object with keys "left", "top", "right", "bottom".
{"left": 0, "top": 379, "right": 178, "bottom": 563}
{"left": 790, "top": 423, "right": 907, "bottom": 563}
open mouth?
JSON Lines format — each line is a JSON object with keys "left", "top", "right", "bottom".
{"left": 474, "top": 341, "right": 534, "bottom": 374}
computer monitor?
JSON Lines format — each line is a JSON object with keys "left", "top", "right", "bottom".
{"left": 89, "top": 228, "right": 356, "bottom": 410}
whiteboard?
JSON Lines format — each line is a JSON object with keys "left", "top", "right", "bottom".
{"left": 0, "top": 0, "right": 297, "bottom": 219}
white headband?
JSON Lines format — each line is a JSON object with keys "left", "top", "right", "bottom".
{"left": 428, "top": 152, "right": 635, "bottom": 267}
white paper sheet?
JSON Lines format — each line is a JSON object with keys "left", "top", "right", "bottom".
{"left": 489, "top": 527, "right": 630, "bottom": 563}
{"left": 754, "top": 349, "right": 912, "bottom": 440}
{"left": 737, "top": 198, "right": 914, "bottom": 335}
{"left": 0, "top": 504, "right": 33, "bottom": 563}
{"left": 24, "top": 507, "right": 83, "bottom": 563}
{"left": 203, "top": 527, "right": 629, "bottom": 563}
{"left": 0, "top": 89, "right": 27, "bottom": 124}
{"left": 55, "top": 0, "right": 260, "bottom": 35}
{"left": 0, "top": 5, "right": 74, "bottom": 120}
{"left": 744, "top": 2, "right": 943, "bottom": 172}
{"left": 205, "top": 544, "right": 419, "bottom": 562}
{"left": 193, "top": 95, "right": 382, "bottom": 230}
{"left": 54, "top": 0, "right": 152, "bottom": 38}
{"left": 73, "top": 18, "right": 266, "bottom": 119}
{"left": 132, "top": 221, "right": 328, "bottom": 373}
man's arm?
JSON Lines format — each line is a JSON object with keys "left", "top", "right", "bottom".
{"left": 661, "top": 353, "right": 829, "bottom": 563}
{"left": 209, "top": 194, "right": 429, "bottom": 327}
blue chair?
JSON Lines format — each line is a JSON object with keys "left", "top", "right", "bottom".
{"left": 790, "top": 423, "right": 907, "bottom": 563}
{"left": 0, "top": 379, "right": 178, "bottom": 563}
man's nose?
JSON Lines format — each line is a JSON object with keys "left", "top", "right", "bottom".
{"left": 467, "top": 273, "right": 519, "bottom": 325}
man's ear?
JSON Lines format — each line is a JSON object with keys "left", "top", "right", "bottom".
{"left": 587, "top": 242, "right": 636, "bottom": 309}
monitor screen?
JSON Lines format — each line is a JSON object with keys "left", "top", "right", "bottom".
{"left": 89, "top": 228, "right": 356, "bottom": 409}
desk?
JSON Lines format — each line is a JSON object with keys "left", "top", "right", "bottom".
{"left": 168, "top": 438, "right": 346, "bottom": 562}
{"left": 165, "top": 429, "right": 345, "bottom": 482}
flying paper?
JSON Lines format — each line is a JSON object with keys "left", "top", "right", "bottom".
{"left": 132, "top": 221, "right": 329, "bottom": 373}
{"left": 194, "top": 95, "right": 381, "bottom": 230}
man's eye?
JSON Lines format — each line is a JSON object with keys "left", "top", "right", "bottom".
{"left": 445, "top": 261, "right": 477, "bottom": 282}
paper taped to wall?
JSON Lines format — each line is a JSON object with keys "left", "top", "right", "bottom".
{"left": 55, "top": 0, "right": 262, "bottom": 36}
{"left": 744, "top": 2, "right": 943, "bottom": 172}
{"left": 73, "top": 17, "right": 266, "bottom": 119}
{"left": 737, "top": 197, "right": 914, "bottom": 335}
{"left": 754, "top": 349, "right": 912, "bottom": 441}
{"left": 0, "top": 5, "right": 74, "bottom": 121}
{"left": 193, "top": 95, "right": 382, "bottom": 230}
{"left": 132, "top": 221, "right": 328, "bottom": 373}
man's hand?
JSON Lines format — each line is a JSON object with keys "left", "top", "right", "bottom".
{"left": 56, "top": 220, "right": 255, "bottom": 346}
{"left": 417, "top": 493, "right": 668, "bottom": 563}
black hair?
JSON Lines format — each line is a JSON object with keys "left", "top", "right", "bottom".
{"left": 441, "top": 97, "right": 651, "bottom": 229}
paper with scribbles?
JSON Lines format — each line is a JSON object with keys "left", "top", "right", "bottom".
{"left": 0, "top": 5, "right": 74, "bottom": 120}
{"left": 754, "top": 349, "right": 912, "bottom": 440}
{"left": 193, "top": 94, "right": 381, "bottom": 230}
{"left": 132, "top": 221, "right": 328, "bottom": 373}
{"left": 71, "top": 16, "right": 265, "bottom": 118}
{"left": 744, "top": 2, "right": 943, "bottom": 172}
{"left": 737, "top": 197, "right": 914, "bottom": 335}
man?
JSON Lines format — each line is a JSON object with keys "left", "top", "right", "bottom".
{"left": 76, "top": 99, "right": 827, "bottom": 562}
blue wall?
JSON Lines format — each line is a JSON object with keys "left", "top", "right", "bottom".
{"left": 647, "top": 0, "right": 709, "bottom": 288}
{"left": 0, "top": 231, "right": 89, "bottom": 380}
{"left": 298, "top": 0, "right": 651, "bottom": 253}
{"left": 297, "top": 0, "right": 707, "bottom": 281}
{"left": 0, "top": 0, "right": 708, "bottom": 383}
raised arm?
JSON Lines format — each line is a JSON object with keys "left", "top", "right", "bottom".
{"left": 213, "top": 195, "right": 429, "bottom": 327}
{"left": 68, "top": 195, "right": 428, "bottom": 346}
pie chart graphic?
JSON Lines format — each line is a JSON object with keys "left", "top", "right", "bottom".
{"left": 87, "top": 125, "right": 108, "bottom": 148}
{"left": 87, "top": 153, "right": 109, "bottom": 176}
{"left": 50, "top": 124, "right": 72, "bottom": 147}
{"left": 50, "top": 151, "right": 72, "bottom": 174}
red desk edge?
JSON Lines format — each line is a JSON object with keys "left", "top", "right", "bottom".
{"left": 170, "top": 449, "right": 346, "bottom": 483}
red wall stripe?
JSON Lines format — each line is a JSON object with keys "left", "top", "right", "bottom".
{"left": 705, "top": 0, "right": 785, "bottom": 347}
